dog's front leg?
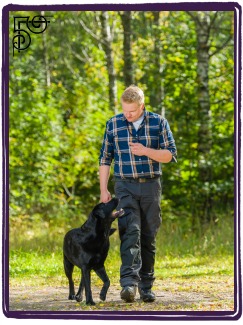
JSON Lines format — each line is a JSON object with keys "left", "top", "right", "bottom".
{"left": 75, "top": 274, "right": 84, "bottom": 302}
{"left": 95, "top": 266, "right": 110, "bottom": 301}
{"left": 81, "top": 267, "right": 95, "bottom": 305}
{"left": 63, "top": 255, "right": 75, "bottom": 300}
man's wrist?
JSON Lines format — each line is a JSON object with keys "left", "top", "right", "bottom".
{"left": 100, "top": 187, "right": 108, "bottom": 193}
{"left": 144, "top": 147, "right": 151, "bottom": 157}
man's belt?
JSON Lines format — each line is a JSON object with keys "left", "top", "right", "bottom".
{"left": 114, "top": 176, "right": 160, "bottom": 183}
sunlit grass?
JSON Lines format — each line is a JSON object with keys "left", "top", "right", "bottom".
{"left": 9, "top": 211, "right": 234, "bottom": 286}
{"left": 9, "top": 249, "right": 233, "bottom": 287}
{"left": 8, "top": 212, "right": 234, "bottom": 313}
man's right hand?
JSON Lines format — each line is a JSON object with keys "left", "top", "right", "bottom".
{"left": 100, "top": 190, "right": 112, "bottom": 203}
{"left": 99, "top": 165, "right": 112, "bottom": 203}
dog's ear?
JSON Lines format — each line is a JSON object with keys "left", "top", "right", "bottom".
{"left": 92, "top": 205, "right": 105, "bottom": 219}
{"left": 109, "top": 228, "right": 116, "bottom": 236}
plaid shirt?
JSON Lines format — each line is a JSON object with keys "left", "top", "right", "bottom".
{"left": 99, "top": 109, "right": 177, "bottom": 179}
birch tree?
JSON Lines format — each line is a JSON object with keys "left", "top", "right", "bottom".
{"left": 100, "top": 11, "right": 118, "bottom": 113}
{"left": 187, "top": 11, "right": 233, "bottom": 224}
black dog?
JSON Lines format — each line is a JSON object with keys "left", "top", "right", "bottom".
{"left": 63, "top": 197, "right": 124, "bottom": 305}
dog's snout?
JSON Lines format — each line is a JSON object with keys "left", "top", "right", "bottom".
{"left": 111, "top": 208, "right": 124, "bottom": 218}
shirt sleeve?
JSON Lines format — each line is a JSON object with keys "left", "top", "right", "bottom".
{"left": 99, "top": 120, "right": 114, "bottom": 166}
{"left": 159, "top": 118, "right": 177, "bottom": 163}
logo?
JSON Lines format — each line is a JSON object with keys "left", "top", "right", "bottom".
{"left": 12, "top": 15, "right": 51, "bottom": 56}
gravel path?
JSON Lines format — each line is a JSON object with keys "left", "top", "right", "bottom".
{"left": 9, "top": 276, "right": 234, "bottom": 312}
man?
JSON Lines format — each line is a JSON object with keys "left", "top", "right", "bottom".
{"left": 99, "top": 85, "right": 177, "bottom": 303}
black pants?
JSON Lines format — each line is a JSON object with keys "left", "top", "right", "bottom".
{"left": 114, "top": 178, "right": 162, "bottom": 289}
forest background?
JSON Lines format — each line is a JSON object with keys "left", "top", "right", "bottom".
{"left": 8, "top": 8, "right": 236, "bottom": 311}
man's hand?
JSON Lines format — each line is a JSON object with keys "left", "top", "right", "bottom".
{"left": 129, "top": 142, "right": 147, "bottom": 156}
{"left": 99, "top": 165, "right": 112, "bottom": 203}
{"left": 129, "top": 142, "right": 173, "bottom": 163}
{"left": 100, "top": 189, "right": 112, "bottom": 203}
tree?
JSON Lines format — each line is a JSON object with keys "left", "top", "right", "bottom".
{"left": 100, "top": 11, "right": 118, "bottom": 113}
{"left": 120, "top": 11, "right": 134, "bottom": 86}
{"left": 187, "top": 11, "right": 234, "bottom": 225}
{"left": 152, "top": 11, "right": 164, "bottom": 116}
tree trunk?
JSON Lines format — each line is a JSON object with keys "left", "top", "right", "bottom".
{"left": 120, "top": 11, "right": 134, "bottom": 87}
{"left": 41, "top": 11, "right": 51, "bottom": 87}
{"left": 188, "top": 12, "right": 213, "bottom": 226}
{"left": 100, "top": 11, "right": 118, "bottom": 114}
{"left": 153, "top": 12, "right": 165, "bottom": 116}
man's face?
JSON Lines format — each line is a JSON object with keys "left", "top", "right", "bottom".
{"left": 121, "top": 101, "right": 145, "bottom": 123}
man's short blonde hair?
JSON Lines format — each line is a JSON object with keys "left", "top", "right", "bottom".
{"left": 121, "top": 85, "right": 144, "bottom": 105}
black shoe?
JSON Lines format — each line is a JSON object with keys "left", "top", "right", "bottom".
{"left": 120, "top": 286, "right": 136, "bottom": 302}
{"left": 139, "top": 288, "right": 156, "bottom": 302}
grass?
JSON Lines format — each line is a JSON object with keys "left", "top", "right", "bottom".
{"left": 8, "top": 213, "right": 235, "bottom": 313}
{"left": 9, "top": 249, "right": 233, "bottom": 285}
{"left": 9, "top": 211, "right": 234, "bottom": 284}
{"left": 9, "top": 249, "right": 234, "bottom": 313}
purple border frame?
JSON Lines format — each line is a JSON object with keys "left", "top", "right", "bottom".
{"left": 2, "top": 2, "right": 242, "bottom": 321}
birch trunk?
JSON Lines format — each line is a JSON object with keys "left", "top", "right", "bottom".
{"left": 153, "top": 12, "right": 165, "bottom": 117}
{"left": 41, "top": 11, "right": 51, "bottom": 87}
{"left": 188, "top": 12, "right": 213, "bottom": 225}
{"left": 196, "top": 13, "right": 213, "bottom": 225}
{"left": 100, "top": 11, "right": 118, "bottom": 114}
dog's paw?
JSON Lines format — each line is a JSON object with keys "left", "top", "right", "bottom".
{"left": 86, "top": 300, "right": 96, "bottom": 306}
{"left": 100, "top": 293, "right": 106, "bottom": 301}
{"left": 75, "top": 295, "right": 83, "bottom": 302}
{"left": 100, "top": 286, "right": 108, "bottom": 301}
{"left": 68, "top": 295, "right": 76, "bottom": 300}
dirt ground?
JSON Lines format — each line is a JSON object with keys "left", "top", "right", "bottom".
{"left": 9, "top": 276, "right": 234, "bottom": 312}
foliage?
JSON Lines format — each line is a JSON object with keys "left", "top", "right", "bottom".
{"left": 9, "top": 10, "right": 234, "bottom": 234}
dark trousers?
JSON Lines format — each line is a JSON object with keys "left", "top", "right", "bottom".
{"left": 114, "top": 178, "right": 162, "bottom": 289}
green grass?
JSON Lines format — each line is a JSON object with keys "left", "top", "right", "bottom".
{"left": 8, "top": 213, "right": 234, "bottom": 313}
{"left": 9, "top": 249, "right": 233, "bottom": 286}
{"left": 9, "top": 212, "right": 234, "bottom": 284}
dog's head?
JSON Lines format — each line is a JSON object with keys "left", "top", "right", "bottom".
{"left": 92, "top": 197, "right": 124, "bottom": 223}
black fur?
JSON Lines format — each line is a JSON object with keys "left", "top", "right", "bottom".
{"left": 63, "top": 197, "right": 123, "bottom": 305}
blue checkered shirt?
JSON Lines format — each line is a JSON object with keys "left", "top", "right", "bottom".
{"left": 99, "top": 109, "right": 177, "bottom": 179}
